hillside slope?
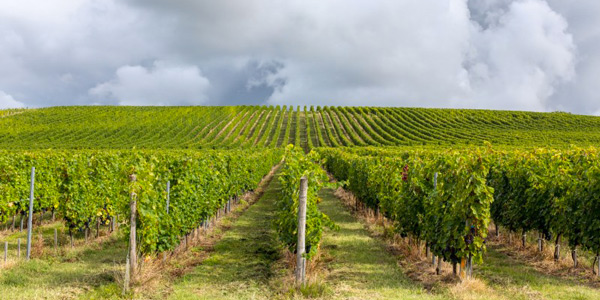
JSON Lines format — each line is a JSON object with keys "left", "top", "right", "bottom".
{"left": 1, "top": 106, "right": 599, "bottom": 149}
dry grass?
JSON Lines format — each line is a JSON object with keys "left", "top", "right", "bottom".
{"left": 487, "top": 229, "right": 600, "bottom": 287}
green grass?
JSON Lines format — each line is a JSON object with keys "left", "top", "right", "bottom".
{"left": 317, "top": 188, "right": 444, "bottom": 300}
{"left": 316, "top": 188, "right": 600, "bottom": 300}
{"left": 477, "top": 245, "right": 600, "bottom": 300}
{"left": 0, "top": 233, "right": 126, "bottom": 300}
{"left": 166, "top": 173, "right": 285, "bottom": 300}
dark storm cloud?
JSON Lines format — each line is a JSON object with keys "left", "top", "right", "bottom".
{"left": 0, "top": 0, "right": 598, "bottom": 115}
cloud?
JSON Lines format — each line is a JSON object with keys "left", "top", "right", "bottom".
{"left": 0, "top": 91, "right": 25, "bottom": 109}
{"left": 463, "top": 0, "right": 576, "bottom": 111}
{"left": 89, "top": 61, "right": 210, "bottom": 106}
{"left": 0, "top": 0, "right": 599, "bottom": 114}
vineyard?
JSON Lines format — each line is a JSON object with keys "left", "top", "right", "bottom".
{"left": 0, "top": 106, "right": 600, "bottom": 299}
{"left": 1, "top": 106, "right": 600, "bottom": 149}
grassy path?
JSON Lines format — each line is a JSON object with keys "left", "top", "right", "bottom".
{"left": 167, "top": 174, "right": 284, "bottom": 300}
{"left": 0, "top": 234, "right": 126, "bottom": 299}
{"left": 476, "top": 245, "right": 600, "bottom": 300}
{"left": 317, "top": 188, "right": 442, "bottom": 300}
{"left": 318, "top": 187, "right": 600, "bottom": 300}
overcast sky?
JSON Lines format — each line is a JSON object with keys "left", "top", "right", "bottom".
{"left": 0, "top": 0, "right": 599, "bottom": 115}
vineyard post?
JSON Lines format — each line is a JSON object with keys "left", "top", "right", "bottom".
{"left": 433, "top": 172, "right": 439, "bottom": 272}
{"left": 26, "top": 167, "right": 35, "bottom": 260}
{"left": 54, "top": 228, "right": 58, "bottom": 250}
{"left": 124, "top": 253, "right": 130, "bottom": 293}
{"left": 3, "top": 241, "right": 7, "bottom": 263}
{"left": 296, "top": 177, "right": 308, "bottom": 285}
{"left": 596, "top": 255, "right": 599, "bottom": 277}
{"left": 166, "top": 181, "right": 170, "bottom": 214}
{"left": 17, "top": 238, "right": 21, "bottom": 257}
{"left": 129, "top": 174, "right": 138, "bottom": 281}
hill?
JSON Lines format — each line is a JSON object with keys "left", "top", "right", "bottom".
{"left": 1, "top": 105, "right": 599, "bottom": 150}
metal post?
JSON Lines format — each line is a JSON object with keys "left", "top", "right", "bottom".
{"left": 166, "top": 181, "right": 170, "bottom": 214}
{"left": 26, "top": 167, "right": 35, "bottom": 260}
{"left": 296, "top": 177, "right": 308, "bottom": 285}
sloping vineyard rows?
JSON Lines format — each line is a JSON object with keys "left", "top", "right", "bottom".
{"left": 0, "top": 148, "right": 283, "bottom": 254}
{"left": 1, "top": 106, "right": 600, "bottom": 150}
{"left": 319, "top": 147, "right": 600, "bottom": 269}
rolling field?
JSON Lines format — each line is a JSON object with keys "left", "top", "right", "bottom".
{"left": 1, "top": 106, "right": 599, "bottom": 300}
{"left": 1, "top": 106, "right": 600, "bottom": 150}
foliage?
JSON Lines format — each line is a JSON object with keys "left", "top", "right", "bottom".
{"left": 274, "top": 145, "right": 336, "bottom": 259}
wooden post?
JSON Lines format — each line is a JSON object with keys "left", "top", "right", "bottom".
{"left": 124, "top": 253, "right": 130, "bottom": 293}
{"left": 522, "top": 233, "right": 526, "bottom": 248}
{"left": 26, "top": 167, "right": 35, "bottom": 260}
{"left": 571, "top": 249, "right": 577, "bottom": 268}
{"left": 166, "top": 181, "right": 170, "bottom": 215}
{"left": 296, "top": 177, "right": 308, "bottom": 285}
{"left": 129, "top": 174, "right": 138, "bottom": 281}
{"left": 436, "top": 257, "right": 442, "bottom": 275}
{"left": 597, "top": 255, "right": 599, "bottom": 278}
{"left": 110, "top": 216, "right": 115, "bottom": 233}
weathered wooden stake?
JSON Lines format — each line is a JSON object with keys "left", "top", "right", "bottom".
{"left": 522, "top": 233, "right": 526, "bottom": 248}
{"left": 123, "top": 253, "right": 131, "bottom": 293}
{"left": 26, "top": 167, "right": 35, "bottom": 260}
{"left": 129, "top": 174, "right": 138, "bottom": 281}
{"left": 296, "top": 177, "right": 308, "bottom": 285}
{"left": 436, "top": 256, "right": 442, "bottom": 275}
{"left": 571, "top": 249, "right": 578, "bottom": 268}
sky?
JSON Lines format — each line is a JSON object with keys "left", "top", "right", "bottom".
{"left": 0, "top": 0, "right": 599, "bottom": 115}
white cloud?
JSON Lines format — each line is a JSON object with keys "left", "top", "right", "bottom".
{"left": 0, "top": 0, "right": 598, "bottom": 114}
{"left": 463, "top": 0, "right": 575, "bottom": 111}
{"left": 89, "top": 61, "right": 210, "bottom": 106}
{"left": 0, "top": 91, "right": 25, "bottom": 109}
